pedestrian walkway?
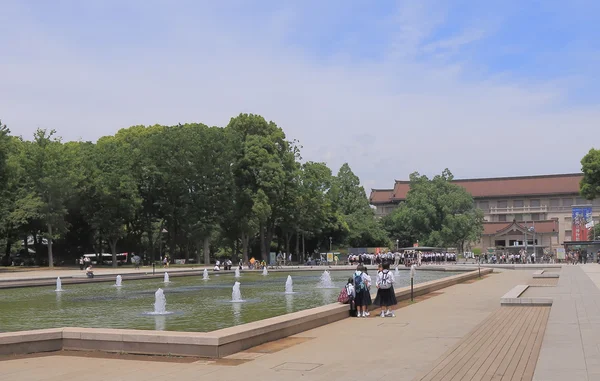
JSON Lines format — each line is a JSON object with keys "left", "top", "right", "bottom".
{"left": 414, "top": 306, "right": 549, "bottom": 381}
{"left": 532, "top": 265, "right": 600, "bottom": 381}
{"left": 0, "top": 269, "right": 538, "bottom": 381}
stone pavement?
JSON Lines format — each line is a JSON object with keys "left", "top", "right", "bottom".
{"left": 0, "top": 269, "right": 537, "bottom": 381}
{"left": 531, "top": 264, "right": 600, "bottom": 381}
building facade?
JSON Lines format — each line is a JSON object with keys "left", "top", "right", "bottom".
{"left": 370, "top": 173, "right": 600, "bottom": 254}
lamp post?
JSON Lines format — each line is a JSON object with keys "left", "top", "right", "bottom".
{"left": 396, "top": 239, "right": 399, "bottom": 251}
{"left": 410, "top": 265, "right": 416, "bottom": 301}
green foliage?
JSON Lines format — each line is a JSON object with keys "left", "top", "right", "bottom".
{"left": 580, "top": 148, "right": 600, "bottom": 200}
{"left": 382, "top": 169, "right": 483, "bottom": 253}
{"left": 2, "top": 113, "right": 482, "bottom": 266}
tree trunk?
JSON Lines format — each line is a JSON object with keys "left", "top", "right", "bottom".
{"left": 259, "top": 223, "right": 266, "bottom": 261}
{"left": 295, "top": 231, "right": 300, "bottom": 258}
{"left": 266, "top": 225, "right": 274, "bottom": 261}
{"left": 148, "top": 229, "right": 155, "bottom": 263}
{"left": 47, "top": 224, "right": 54, "bottom": 268}
{"left": 302, "top": 233, "right": 305, "bottom": 261}
{"left": 203, "top": 236, "right": 210, "bottom": 265}
{"left": 4, "top": 239, "right": 12, "bottom": 263}
{"left": 196, "top": 240, "right": 202, "bottom": 265}
{"left": 285, "top": 232, "right": 291, "bottom": 261}
{"left": 110, "top": 238, "right": 118, "bottom": 268}
{"left": 242, "top": 232, "right": 249, "bottom": 264}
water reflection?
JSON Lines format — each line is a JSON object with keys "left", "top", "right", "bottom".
{"left": 320, "top": 287, "right": 334, "bottom": 305}
{"left": 232, "top": 301, "right": 241, "bottom": 325}
{"left": 285, "top": 294, "right": 294, "bottom": 314}
{"left": 155, "top": 315, "right": 166, "bottom": 331}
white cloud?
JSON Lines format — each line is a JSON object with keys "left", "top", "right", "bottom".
{"left": 0, "top": 1, "right": 597, "bottom": 190}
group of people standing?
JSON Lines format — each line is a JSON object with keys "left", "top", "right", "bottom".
{"left": 342, "top": 262, "right": 398, "bottom": 318}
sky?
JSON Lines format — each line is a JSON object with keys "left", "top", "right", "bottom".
{"left": 1, "top": 0, "right": 599, "bottom": 191}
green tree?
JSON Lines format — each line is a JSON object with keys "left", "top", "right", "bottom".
{"left": 19, "top": 129, "right": 76, "bottom": 267}
{"left": 329, "top": 163, "right": 388, "bottom": 248}
{"left": 81, "top": 136, "right": 140, "bottom": 267}
{"left": 580, "top": 148, "right": 600, "bottom": 200}
{"left": 385, "top": 169, "right": 483, "bottom": 252}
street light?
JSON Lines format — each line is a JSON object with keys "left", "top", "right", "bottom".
{"left": 396, "top": 239, "right": 399, "bottom": 251}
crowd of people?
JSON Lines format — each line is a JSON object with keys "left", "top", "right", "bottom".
{"left": 339, "top": 262, "right": 398, "bottom": 318}
{"left": 347, "top": 251, "right": 457, "bottom": 267}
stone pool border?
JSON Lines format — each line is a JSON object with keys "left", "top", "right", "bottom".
{"left": 0, "top": 268, "right": 492, "bottom": 358}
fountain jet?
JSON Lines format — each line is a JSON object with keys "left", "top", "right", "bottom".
{"left": 203, "top": 269, "right": 209, "bottom": 280}
{"left": 55, "top": 277, "right": 63, "bottom": 292}
{"left": 285, "top": 275, "right": 294, "bottom": 294}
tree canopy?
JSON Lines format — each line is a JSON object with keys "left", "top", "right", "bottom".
{"left": 580, "top": 148, "right": 600, "bottom": 200}
{"left": 0, "top": 114, "right": 393, "bottom": 267}
{"left": 382, "top": 169, "right": 484, "bottom": 253}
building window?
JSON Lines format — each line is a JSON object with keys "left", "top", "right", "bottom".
{"left": 515, "top": 214, "right": 524, "bottom": 221}
{"left": 593, "top": 199, "right": 600, "bottom": 206}
{"left": 530, "top": 199, "right": 540, "bottom": 207}
{"left": 497, "top": 200, "right": 508, "bottom": 208}
{"left": 513, "top": 200, "right": 524, "bottom": 208}
{"left": 562, "top": 198, "right": 573, "bottom": 207}
{"left": 498, "top": 215, "right": 507, "bottom": 222}
{"left": 531, "top": 213, "right": 540, "bottom": 221}
{"left": 494, "top": 240, "right": 506, "bottom": 247}
{"left": 576, "top": 197, "right": 586, "bottom": 205}
{"left": 565, "top": 230, "right": 572, "bottom": 241}
{"left": 550, "top": 199, "right": 560, "bottom": 209}
{"left": 478, "top": 201, "right": 489, "bottom": 210}
{"left": 565, "top": 216, "right": 572, "bottom": 222}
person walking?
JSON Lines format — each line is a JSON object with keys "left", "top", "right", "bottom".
{"left": 374, "top": 262, "right": 397, "bottom": 317}
{"left": 353, "top": 265, "right": 372, "bottom": 318}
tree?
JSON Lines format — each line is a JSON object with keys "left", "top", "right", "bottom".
{"left": 81, "top": 136, "right": 140, "bottom": 267}
{"left": 329, "top": 163, "right": 388, "bottom": 248}
{"left": 580, "top": 148, "right": 600, "bottom": 200}
{"left": 384, "top": 169, "right": 483, "bottom": 252}
{"left": 19, "top": 129, "right": 76, "bottom": 267}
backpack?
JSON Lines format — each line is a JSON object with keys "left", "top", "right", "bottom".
{"left": 379, "top": 271, "right": 392, "bottom": 290}
{"left": 354, "top": 272, "right": 365, "bottom": 292}
{"left": 338, "top": 286, "right": 350, "bottom": 304}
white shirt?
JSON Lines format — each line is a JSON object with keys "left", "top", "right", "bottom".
{"left": 345, "top": 283, "right": 355, "bottom": 298}
{"left": 376, "top": 270, "right": 395, "bottom": 288}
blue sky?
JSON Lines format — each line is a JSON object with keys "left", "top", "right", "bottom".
{"left": 1, "top": 0, "right": 599, "bottom": 190}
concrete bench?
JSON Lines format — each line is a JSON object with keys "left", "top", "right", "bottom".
{"left": 501, "top": 285, "right": 553, "bottom": 306}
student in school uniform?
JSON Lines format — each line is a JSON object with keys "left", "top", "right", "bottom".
{"left": 374, "top": 262, "right": 398, "bottom": 317}
{"left": 353, "top": 265, "right": 372, "bottom": 318}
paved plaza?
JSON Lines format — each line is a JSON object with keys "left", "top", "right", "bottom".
{"left": 1, "top": 265, "right": 600, "bottom": 380}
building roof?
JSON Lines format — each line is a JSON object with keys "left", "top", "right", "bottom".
{"left": 370, "top": 173, "right": 583, "bottom": 204}
{"left": 369, "top": 189, "right": 394, "bottom": 204}
{"left": 483, "top": 220, "right": 558, "bottom": 236}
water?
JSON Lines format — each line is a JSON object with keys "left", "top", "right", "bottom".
{"left": 234, "top": 268, "right": 241, "bottom": 278}
{"left": 0, "top": 270, "right": 452, "bottom": 333}
{"left": 231, "top": 281, "right": 243, "bottom": 302}
{"left": 164, "top": 272, "right": 170, "bottom": 283}
{"left": 55, "top": 277, "right": 63, "bottom": 292}
{"left": 317, "top": 271, "right": 335, "bottom": 288}
{"left": 285, "top": 275, "right": 294, "bottom": 294}
{"left": 150, "top": 288, "right": 170, "bottom": 315}
{"left": 115, "top": 275, "right": 122, "bottom": 287}
{"left": 262, "top": 267, "right": 268, "bottom": 276}
{"left": 203, "top": 269, "right": 209, "bottom": 280}
{"left": 395, "top": 267, "right": 400, "bottom": 277}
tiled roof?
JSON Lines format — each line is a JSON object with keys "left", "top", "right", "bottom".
{"left": 369, "top": 189, "right": 394, "bottom": 204}
{"left": 483, "top": 220, "right": 558, "bottom": 236}
{"left": 369, "top": 173, "right": 583, "bottom": 203}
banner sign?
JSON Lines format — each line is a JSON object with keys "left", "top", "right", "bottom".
{"left": 572, "top": 206, "right": 593, "bottom": 241}
{"left": 556, "top": 248, "right": 565, "bottom": 260}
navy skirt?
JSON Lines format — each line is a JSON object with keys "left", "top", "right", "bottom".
{"left": 355, "top": 289, "right": 372, "bottom": 307}
{"left": 374, "top": 287, "right": 397, "bottom": 306}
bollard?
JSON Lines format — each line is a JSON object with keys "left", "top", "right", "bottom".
{"left": 410, "top": 265, "right": 416, "bottom": 302}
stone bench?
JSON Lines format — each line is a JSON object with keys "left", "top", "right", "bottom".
{"left": 501, "top": 285, "right": 553, "bottom": 306}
